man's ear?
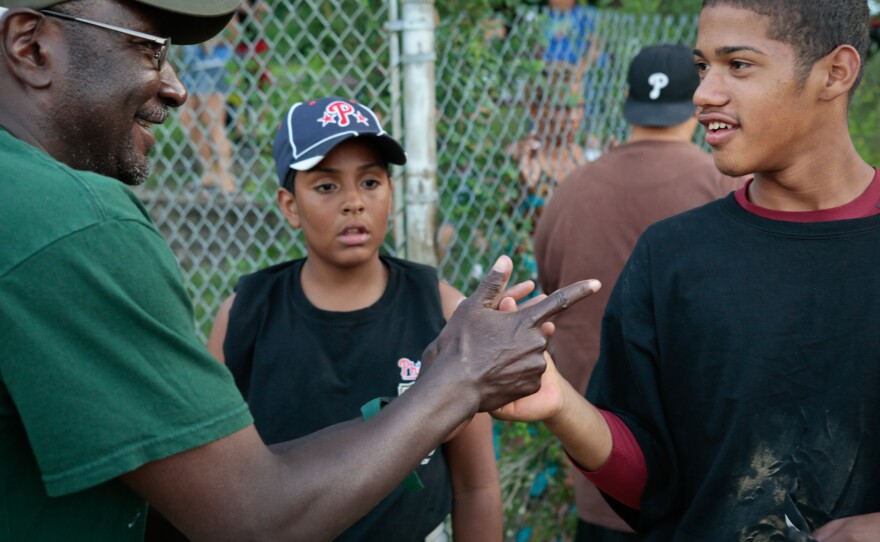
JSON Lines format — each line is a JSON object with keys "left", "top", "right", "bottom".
{"left": 816, "top": 44, "right": 861, "bottom": 102}
{"left": 277, "top": 187, "right": 302, "bottom": 229}
{"left": 1, "top": 9, "right": 56, "bottom": 89}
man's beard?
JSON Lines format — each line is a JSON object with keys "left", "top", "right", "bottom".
{"left": 66, "top": 133, "right": 152, "bottom": 186}
{"left": 59, "top": 31, "right": 154, "bottom": 186}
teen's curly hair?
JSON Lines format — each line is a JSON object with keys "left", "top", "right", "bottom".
{"left": 702, "top": 0, "right": 870, "bottom": 96}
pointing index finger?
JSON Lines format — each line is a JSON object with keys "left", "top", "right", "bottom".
{"left": 520, "top": 280, "right": 601, "bottom": 324}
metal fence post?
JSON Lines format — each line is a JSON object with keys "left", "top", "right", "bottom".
{"left": 400, "top": 0, "right": 437, "bottom": 266}
{"left": 387, "top": 0, "right": 406, "bottom": 257}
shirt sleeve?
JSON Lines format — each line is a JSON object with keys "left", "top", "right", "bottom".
{"left": 0, "top": 219, "right": 252, "bottom": 497}
{"left": 585, "top": 235, "right": 683, "bottom": 531}
{"left": 571, "top": 409, "right": 648, "bottom": 510}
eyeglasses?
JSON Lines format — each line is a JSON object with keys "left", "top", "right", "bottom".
{"left": 40, "top": 9, "right": 170, "bottom": 71}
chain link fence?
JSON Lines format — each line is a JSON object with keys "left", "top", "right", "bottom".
{"left": 136, "top": 0, "right": 698, "bottom": 341}
{"left": 434, "top": 7, "right": 700, "bottom": 297}
{"left": 136, "top": 2, "right": 697, "bottom": 338}
{"left": 137, "top": 0, "right": 400, "bottom": 337}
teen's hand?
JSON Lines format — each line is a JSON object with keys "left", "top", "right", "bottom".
{"left": 439, "top": 279, "right": 555, "bottom": 441}
{"left": 491, "top": 351, "right": 568, "bottom": 422}
{"left": 420, "top": 255, "right": 599, "bottom": 413}
{"left": 813, "top": 513, "right": 880, "bottom": 542}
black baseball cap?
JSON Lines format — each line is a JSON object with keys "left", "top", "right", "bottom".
{"left": 273, "top": 97, "right": 407, "bottom": 188}
{"left": 622, "top": 44, "right": 701, "bottom": 127}
{"left": 0, "top": 0, "right": 240, "bottom": 44}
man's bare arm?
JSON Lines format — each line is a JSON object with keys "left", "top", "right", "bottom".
{"left": 121, "top": 256, "right": 599, "bottom": 541}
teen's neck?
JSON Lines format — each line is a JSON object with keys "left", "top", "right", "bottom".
{"left": 748, "top": 145, "right": 874, "bottom": 212}
{"left": 299, "top": 256, "right": 389, "bottom": 312}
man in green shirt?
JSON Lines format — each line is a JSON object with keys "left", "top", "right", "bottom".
{"left": 0, "top": 1, "right": 598, "bottom": 540}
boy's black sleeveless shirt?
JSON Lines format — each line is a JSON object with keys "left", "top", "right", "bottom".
{"left": 225, "top": 255, "right": 452, "bottom": 541}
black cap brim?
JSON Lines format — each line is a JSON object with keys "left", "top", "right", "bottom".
{"left": 364, "top": 134, "right": 407, "bottom": 167}
{"left": 623, "top": 98, "right": 696, "bottom": 128}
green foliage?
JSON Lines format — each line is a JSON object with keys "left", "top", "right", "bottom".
{"left": 435, "top": 8, "right": 548, "bottom": 291}
{"left": 598, "top": 0, "right": 661, "bottom": 12}
{"left": 598, "top": 0, "right": 702, "bottom": 13}
{"left": 434, "top": 15, "right": 576, "bottom": 535}
{"left": 496, "top": 421, "right": 577, "bottom": 541}
{"left": 437, "top": 0, "right": 543, "bottom": 20}
{"left": 851, "top": 54, "right": 880, "bottom": 166}
{"left": 436, "top": 0, "right": 702, "bottom": 17}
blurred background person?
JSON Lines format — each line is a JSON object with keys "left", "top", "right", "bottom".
{"left": 179, "top": 34, "right": 237, "bottom": 193}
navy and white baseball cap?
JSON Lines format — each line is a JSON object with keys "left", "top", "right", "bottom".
{"left": 622, "top": 44, "right": 700, "bottom": 127}
{"left": 273, "top": 97, "right": 407, "bottom": 188}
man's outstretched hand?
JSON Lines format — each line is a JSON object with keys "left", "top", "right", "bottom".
{"left": 420, "top": 256, "right": 600, "bottom": 413}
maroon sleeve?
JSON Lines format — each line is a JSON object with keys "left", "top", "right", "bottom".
{"left": 568, "top": 409, "right": 648, "bottom": 510}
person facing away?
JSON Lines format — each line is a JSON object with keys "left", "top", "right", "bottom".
{"left": 498, "top": 1, "right": 880, "bottom": 541}
{"left": 533, "top": 43, "right": 741, "bottom": 542}
{"left": 0, "top": 1, "right": 600, "bottom": 541}
{"left": 205, "top": 96, "right": 503, "bottom": 542}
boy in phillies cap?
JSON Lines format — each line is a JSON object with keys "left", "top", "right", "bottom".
{"left": 207, "top": 97, "right": 503, "bottom": 541}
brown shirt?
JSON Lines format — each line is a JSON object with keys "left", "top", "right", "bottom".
{"left": 533, "top": 139, "right": 740, "bottom": 531}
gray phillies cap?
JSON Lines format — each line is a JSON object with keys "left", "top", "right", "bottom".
{"left": 622, "top": 44, "right": 701, "bottom": 127}
{"left": 273, "top": 97, "right": 407, "bottom": 189}
{"left": 0, "top": 0, "right": 241, "bottom": 44}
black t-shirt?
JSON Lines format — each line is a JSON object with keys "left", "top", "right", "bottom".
{"left": 226, "top": 256, "right": 452, "bottom": 541}
{"left": 589, "top": 194, "right": 880, "bottom": 541}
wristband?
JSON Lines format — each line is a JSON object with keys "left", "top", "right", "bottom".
{"left": 360, "top": 397, "right": 424, "bottom": 492}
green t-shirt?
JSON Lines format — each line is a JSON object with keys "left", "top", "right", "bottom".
{"left": 0, "top": 128, "right": 253, "bottom": 541}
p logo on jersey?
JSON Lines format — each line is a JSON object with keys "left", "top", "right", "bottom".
{"left": 397, "top": 357, "right": 421, "bottom": 395}
{"left": 272, "top": 96, "right": 407, "bottom": 187}
{"left": 398, "top": 358, "right": 421, "bottom": 381}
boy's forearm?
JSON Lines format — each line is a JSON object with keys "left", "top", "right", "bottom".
{"left": 543, "top": 382, "right": 613, "bottom": 472}
{"left": 451, "top": 488, "right": 503, "bottom": 542}
{"left": 445, "top": 413, "right": 502, "bottom": 541}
